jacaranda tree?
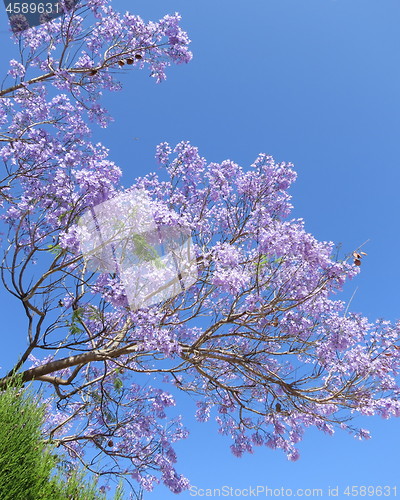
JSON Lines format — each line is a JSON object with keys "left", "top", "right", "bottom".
{"left": 0, "top": 0, "right": 399, "bottom": 496}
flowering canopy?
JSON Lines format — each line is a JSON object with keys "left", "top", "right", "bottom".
{"left": 0, "top": 0, "right": 399, "bottom": 495}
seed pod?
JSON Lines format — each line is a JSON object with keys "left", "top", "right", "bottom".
{"left": 89, "top": 69, "right": 98, "bottom": 76}
{"left": 135, "top": 54, "right": 143, "bottom": 59}
{"left": 275, "top": 403, "right": 282, "bottom": 412}
{"left": 108, "top": 440, "right": 114, "bottom": 447}
{"left": 118, "top": 60, "right": 125, "bottom": 66}
{"left": 126, "top": 58, "right": 134, "bottom": 65}
{"left": 354, "top": 259, "right": 361, "bottom": 266}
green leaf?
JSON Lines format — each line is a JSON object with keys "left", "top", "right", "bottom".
{"left": 132, "top": 233, "right": 166, "bottom": 269}
{"left": 57, "top": 209, "right": 73, "bottom": 223}
{"left": 71, "top": 307, "right": 84, "bottom": 321}
{"left": 113, "top": 378, "right": 123, "bottom": 392}
{"left": 46, "top": 244, "right": 62, "bottom": 256}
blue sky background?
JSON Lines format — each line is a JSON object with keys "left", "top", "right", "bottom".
{"left": 1, "top": 0, "right": 400, "bottom": 498}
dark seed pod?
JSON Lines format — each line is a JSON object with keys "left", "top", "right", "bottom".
{"left": 89, "top": 69, "right": 98, "bottom": 76}
{"left": 108, "top": 440, "right": 114, "bottom": 447}
{"left": 354, "top": 259, "right": 361, "bottom": 266}
{"left": 275, "top": 403, "right": 282, "bottom": 412}
{"left": 135, "top": 54, "right": 143, "bottom": 60}
{"left": 126, "top": 58, "right": 134, "bottom": 65}
{"left": 118, "top": 60, "right": 125, "bottom": 66}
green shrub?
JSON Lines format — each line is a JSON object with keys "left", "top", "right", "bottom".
{"left": 0, "top": 377, "right": 124, "bottom": 500}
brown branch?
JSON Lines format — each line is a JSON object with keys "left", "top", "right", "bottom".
{"left": 0, "top": 343, "right": 138, "bottom": 388}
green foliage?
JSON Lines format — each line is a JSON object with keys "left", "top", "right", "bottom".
{"left": 46, "top": 243, "right": 64, "bottom": 256}
{"left": 256, "top": 254, "right": 283, "bottom": 270}
{"left": 67, "top": 307, "right": 85, "bottom": 336}
{"left": 132, "top": 234, "right": 162, "bottom": 264}
{"left": 0, "top": 376, "right": 57, "bottom": 499}
{"left": 87, "top": 304, "right": 104, "bottom": 322}
{"left": 0, "top": 377, "right": 124, "bottom": 499}
{"left": 49, "top": 468, "right": 125, "bottom": 500}
{"left": 113, "top": 377, "right": 123, "bottom": 392}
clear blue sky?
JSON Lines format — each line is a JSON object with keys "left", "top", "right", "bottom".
{"left": 1, "top": 0, "right": 400, "bottom": 498}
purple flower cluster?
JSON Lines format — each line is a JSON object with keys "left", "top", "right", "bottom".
{"left": 4, "top": 0, "right": 191, "bottom": 126}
